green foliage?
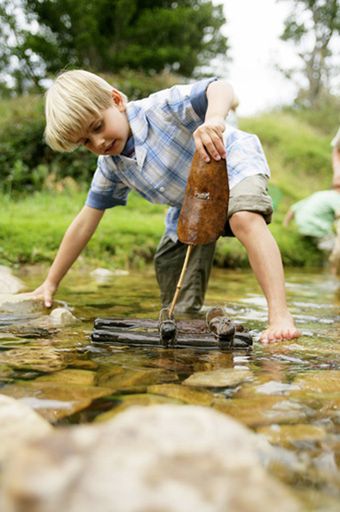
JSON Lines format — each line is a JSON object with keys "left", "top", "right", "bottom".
{"left": 0, "top": 75, "right": 335, "bottom": 269}
{"left": 0, "top": 94, "right": 97, "bottom": 194}
{"left": 0, "top": 71, "right": 184, "bottom": 194}
{"left": 0, "top": 191, "right": 165, "bottom": 267}
{"left": 0, "top": 0, "right": 228, "bottom": 94}
{"left": 240, "top": 113, "right": 332, "bottom": 199}
{"left": 283, "top": 92, "right": 340, "bottom": 136}
{"left": 279, "top": 0, "right": 340, "bottom": 107}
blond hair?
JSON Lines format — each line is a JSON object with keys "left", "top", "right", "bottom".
{"left": 45, "top": 70, "right": 125, "bottom": 152}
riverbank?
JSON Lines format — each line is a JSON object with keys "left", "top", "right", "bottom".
{"left": 0, "top": 188, "right": 324, "bottom": 270}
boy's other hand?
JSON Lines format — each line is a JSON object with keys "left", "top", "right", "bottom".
{"left": 193, "top": 117, "right": 226, "bottom": 163}
{"left": 30, "top": 280, "right": 58, "bottom": 308}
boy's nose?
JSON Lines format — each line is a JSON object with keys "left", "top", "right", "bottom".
{"left": 92, "top": 134, "right": 105, "bottom": 151}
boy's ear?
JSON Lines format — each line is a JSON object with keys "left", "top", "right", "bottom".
{"left": 111, "top": 89, "right": 125, "bottom": 111}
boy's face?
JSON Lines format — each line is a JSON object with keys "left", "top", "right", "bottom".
{"left": 75, "top": 90, "right": 131, "bottom": 156}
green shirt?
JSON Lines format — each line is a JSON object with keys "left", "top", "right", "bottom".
{"left": 292, "top": 190, "right": 340, "bottom": 238}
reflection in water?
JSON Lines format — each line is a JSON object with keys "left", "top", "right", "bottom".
{"left": 1, "top": 266, "right": 340, "bottom": 510}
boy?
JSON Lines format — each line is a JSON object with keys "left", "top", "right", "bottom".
{"left": 31, "top": 69, "right": 300, "bottom": 343}
{"left": 284, "top": 128, "right": 340, "bottom": 274}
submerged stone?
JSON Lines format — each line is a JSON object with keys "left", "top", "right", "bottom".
{"left": 0, "top": 380, "right": 112, "bottom": 422}
{"left": 94, "top": 393, "right": 181, "bottom": 422}
{"left": 256, "top": 381, "right": 301, "bottom": 395}
{"left": 212, "top": 396, "right": 309, "bottom": 428}
{"left": 147, "top": 383, "right": 215, "bottom": 406}
{"left": 0, "top": 364, "right": 14, "bottom": 382}
{"left": 257, "top": 424, "right": 327, "bottom": 447}
{"left": 183, "top": 368, "right": 252, "bottom": 388}
{"left": 0, "top": 346, "right": 66, "bottom": 373}
{"left": 96, "top": 366, "right": 177, "bottom": 393}
{"left": 37, "top": 369, "right": 96, "bottom": 386}
{"left": 293, "top": 370, "right": 340, "bottom": 394}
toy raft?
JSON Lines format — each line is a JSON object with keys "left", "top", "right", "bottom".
{"left": 91, "top": 317, "right": 253, "bottom": 350}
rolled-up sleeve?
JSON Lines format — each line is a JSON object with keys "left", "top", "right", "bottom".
{"left": 190, "top": 77, "right": 218, "bottom": 121}
{"left": 159, "top": 77, "right": 217, "bottom": 132}
{"left": 85, "top": 157, "right": 130, "bottom": 210}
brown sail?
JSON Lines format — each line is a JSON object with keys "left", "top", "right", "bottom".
{"left": 177, "top": 151, "right": 229, "bottom": 245}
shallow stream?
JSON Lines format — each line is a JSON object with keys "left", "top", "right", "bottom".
{"left": 0, "top": 266, "right": 339, "bottom": 511}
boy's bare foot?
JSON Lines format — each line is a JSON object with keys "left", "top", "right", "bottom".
{"left": 259, "top": 314, "right": 301, "bottom": 344}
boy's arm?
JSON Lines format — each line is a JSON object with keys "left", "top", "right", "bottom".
{"left": 31, "top": 206, "right": 105, "bottom": 307}
{"left": 193, "top": 80, "right": 238, "bottom": 163}
{"left": 283, "top": 209, "right": 294, "bottom": 227}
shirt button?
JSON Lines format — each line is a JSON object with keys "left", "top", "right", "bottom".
{"left": 159, "top": 186, "right": 165, "bottom": 192}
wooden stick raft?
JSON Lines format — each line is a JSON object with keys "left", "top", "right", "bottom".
{"left": 158, "top": 151, "right": 230, "bottom": 342}
{"left": 91, "top": 318, "right": 253, "bottom": 350}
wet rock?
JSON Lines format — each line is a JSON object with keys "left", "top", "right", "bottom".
{"left": 213, "top": 396, "right": 309, "bottom": 428}
{"left": 0, "top": 346, "right": 66, "bottom": 373}
{"left": 256, "top": 381, "right": 301, "bottom": 395}
{"left": 147, "top": 383, "right": 215, "bottom": 406}
{"left": 1, "top": 405, "right": 300, "bottom": 512}
{"left": 0, "top": 380, "right": 112, "bottom": 422}
{"left": 37, "top": 368, "right": 96, "bottom": 386}
{"left": 0, "top": 395, "right": 51, "bottom": 465}
{"left": 49, "top": 307, "right": 78, "bottom": 326}
{"left": 0, "top": 298, "right": 44, "bottom": 333}
{"left": 94, "top": 393, "right": 181, "bottom": 422}
{"left": 293, "top": 370, "right": 340, "bottom": 394}
{"left": 0, "top": 266, "right": 25, "bottom": 294}
{"left": 90, "top": 267, "right": 129, "bottom": 283}
{"left": 257, "top": 424, "right": 327, "bottom": 447}
{"left": 96, "top": 367, "right": 177, "bottom": 393}
{"left": 0, "top": 363, "right": 14, "bottom": 382}
{"left": 183, "top": 368, "right": 252, "bottom": 388}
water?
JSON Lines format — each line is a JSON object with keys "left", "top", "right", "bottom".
{"left": 0, "top": 266, "right": 339, "bottom": 510}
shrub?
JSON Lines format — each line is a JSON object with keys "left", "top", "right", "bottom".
{"left": 0, "top": 71, "right": 182, "bottom": 195}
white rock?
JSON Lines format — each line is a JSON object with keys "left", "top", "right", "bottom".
{"left": 49, "top": 307, "right": 78, "bottom": 326}
{"left": 90, "top": 267, "right": 129, "bottom": 282}
{"left": 0, "top": 395, "right": 52, "bottom": 465}
{"left": 2, "top": 405, "right": 300, "bottom": 512}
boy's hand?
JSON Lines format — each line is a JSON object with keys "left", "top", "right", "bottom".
{"left": 30, "top": 280, "right": 58, "bottom": 308}
{"left": 193, "top": 116, "right": 226, "bottom": 163}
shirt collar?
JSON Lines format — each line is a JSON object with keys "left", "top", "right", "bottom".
{"left": 121, "top": 135, "right": 135, "bottom": 157}
{"left": 126, "top": 101, "right": 149, "bottom": 144}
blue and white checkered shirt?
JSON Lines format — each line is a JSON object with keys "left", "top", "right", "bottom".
{"left": 86, "top": 78, "right": 270, "bottom": 239}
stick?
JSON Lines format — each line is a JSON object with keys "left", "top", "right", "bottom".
{"left": 168, "top": 244, "right": 194, "bottom": 318}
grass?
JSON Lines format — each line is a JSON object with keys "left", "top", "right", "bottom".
{"left": 0, "top": 187, "right": 323, "bottom": 271}
{"left": 0, "top": 190, "right": 166, "bottom": 269}
{"left": 0, "top": 109, "right": 332, "bottom": 270}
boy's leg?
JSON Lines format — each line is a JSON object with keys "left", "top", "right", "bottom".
{"left": 329, "top": 216, "right": 340, "bottom": 275}
{"left": 154, "top": 235, "right": 216, "bottom": 313}
{"left": 225, "top": 174, "right": 300, "bottom": 343}
{"left": 229, "top": 211, "right": 300, "bottom": 343}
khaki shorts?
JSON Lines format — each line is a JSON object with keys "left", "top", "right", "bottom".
{"left": 223, "top": 174, "right": 273, "bottom": 236}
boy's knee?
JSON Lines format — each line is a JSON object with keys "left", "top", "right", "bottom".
{"left": 229, "top": 211, "right": 265, "bottom": 236}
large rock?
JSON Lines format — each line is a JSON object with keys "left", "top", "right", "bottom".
{"left": 0, "top": 395, "right": 51, "bottom": 466}
{"left": 2, "top": 405, "right": 300, "bottom": 512}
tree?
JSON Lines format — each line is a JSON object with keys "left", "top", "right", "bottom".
{"left": 0, "top": 0, "right": 228, "bottom": 95}
{"left": 279, "top": 0, "right": 340, "bottom": 107}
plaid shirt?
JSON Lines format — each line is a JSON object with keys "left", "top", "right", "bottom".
{"left": 86, "top": 78, "right": 271, "bottom": 234}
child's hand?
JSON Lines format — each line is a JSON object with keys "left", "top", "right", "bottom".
{"left": 193, "top": 116, "right": 226, "bottom": 163}
{"left": 29, "top": 280, "right": 58, "bottom": 308}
